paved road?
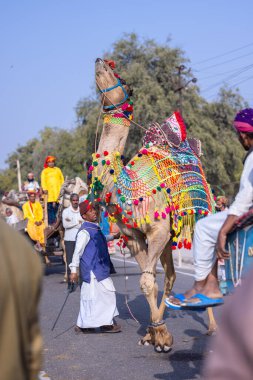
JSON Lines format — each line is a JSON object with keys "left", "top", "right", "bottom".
{"left": 40, "top": 256, "right": 221, "bottom": 380}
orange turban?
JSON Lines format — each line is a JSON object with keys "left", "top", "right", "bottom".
{"left": 44, "top": 156, "right": 56, "bottom": 168}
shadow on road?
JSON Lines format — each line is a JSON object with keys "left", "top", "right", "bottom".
{"left": 153, "top": 328, "right": 208, "bottom": 380}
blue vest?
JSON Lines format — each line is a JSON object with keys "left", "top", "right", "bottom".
{"left": 78, "top": 221, "right": 110, "bottom": 283}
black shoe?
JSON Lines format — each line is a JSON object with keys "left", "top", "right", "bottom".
{"left": 74, "top": 326, "right": 96, "bottom": 334}
{"left": 100, "top": 324, "right": 121, "bottom": 333}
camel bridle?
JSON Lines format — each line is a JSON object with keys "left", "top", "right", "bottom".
{"left": 97, "top": 77, "right": 129, "bottom": 110}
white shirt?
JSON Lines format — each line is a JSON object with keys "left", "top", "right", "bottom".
{"left": 23, "top": 180, "right": 40, "bottom": 191}
{"left": 69, "top": 223, "right": 114, "bottom": 274}
{"left": 228, "top": 150, "right": 253, "bottom": 216}
{"left": 62, "top": 206, "right": 83, "bottom": 241}
{"left": 6, "top": 214, "right": 19, "bottom": 226}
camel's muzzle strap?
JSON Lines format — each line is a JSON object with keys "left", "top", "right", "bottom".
{"left": 98, "top": 78, "right": 129, "bottom": 110}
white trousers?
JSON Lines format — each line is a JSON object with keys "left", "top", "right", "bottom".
{"left": 77, "top": 272, "right": 119, "bottom": 328}
{"left": 193, "top": 210, "right": 228, "bottom": 281}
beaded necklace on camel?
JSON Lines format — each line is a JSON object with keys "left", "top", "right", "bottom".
{"left": 88, "top": 100, "right": 215, "bottom": 250}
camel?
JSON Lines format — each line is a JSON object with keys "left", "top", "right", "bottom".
{"left": 0, "top": 190, "right": 25, "bottom": 223}
{"left": 90, "top": 58, "right": 215, "bottom": 352}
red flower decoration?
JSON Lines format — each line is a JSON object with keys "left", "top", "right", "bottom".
{"left": 104, "top": 59, "right": 116, "bottom": 70}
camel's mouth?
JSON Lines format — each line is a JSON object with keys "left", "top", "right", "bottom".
{"left": 95, "top": 58, "right": 111, "bottom": 75}
{"left": 95, "top": 58, "right": 118, "bottom": 100}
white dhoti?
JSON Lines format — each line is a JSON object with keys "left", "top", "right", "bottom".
{"left": 193, "top": 210, "right": 228, "bottom": 281}
{"left": 77, "top": 272, "right": 119, "bottom": 328}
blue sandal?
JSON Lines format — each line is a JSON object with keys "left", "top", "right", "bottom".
{"left": 165, "top": 293, "right": 224, "bottom": 311}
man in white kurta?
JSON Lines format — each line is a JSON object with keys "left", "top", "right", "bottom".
{"left": 62, "top": 193, "right": 83, "bottom": 287}
{"left": 69, "top": 200, "right": 121, "bottom": 333}
{"left": 167, "top": 108, "right": 253, "bottom": 308}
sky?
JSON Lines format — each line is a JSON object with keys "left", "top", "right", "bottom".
{"left": 1, "top": 0, "right": 253, "bottom": 169}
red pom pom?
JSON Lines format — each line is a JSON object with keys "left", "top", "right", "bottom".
{"left": 104, "top": 60, "right": 116, "bottom": 70}
{"left": 104, "top": 151, "right": 109, "bottom": 156}
{"left": 96, "top": 153, "right": 100, "bottom": 158}
{"left": 117, "top": 189, "right": 121, "bottom": 194}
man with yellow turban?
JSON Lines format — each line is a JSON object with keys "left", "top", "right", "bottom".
{"left": 41, "top": 156, "right": 64, "bottom": 225}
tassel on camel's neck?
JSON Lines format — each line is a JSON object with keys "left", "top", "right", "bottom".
{"left": 88, "top": 101, "right": 134, "bottom": 194}
{"left": 97, "top": 101, "right": 133, "bottom": 155}
{"left": 96, "top": 113, "right": 130, "bottom": 156}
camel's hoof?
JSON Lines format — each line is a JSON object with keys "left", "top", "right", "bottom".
{"left": 163, "top": 345, "right": 172, "bottom": 353}
{"left": 138, "top": 339, "right": 150, "bottom": 346}
{"left": 154, "top": 345, "right": 163, "bottom": 353}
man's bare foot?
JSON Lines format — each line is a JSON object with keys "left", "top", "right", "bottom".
{"left": 169, "top": 276, "right": 222, "bottom": 306}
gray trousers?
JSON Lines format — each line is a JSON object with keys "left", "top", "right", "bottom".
{"left": 64, "top": 240, "right": 76, "bottom": 280}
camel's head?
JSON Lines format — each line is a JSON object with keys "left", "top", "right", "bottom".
{"left": 95, "top": 58, "right": 132, "bottom": 111}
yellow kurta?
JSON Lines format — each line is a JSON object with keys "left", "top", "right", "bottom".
{"left": 22, "top": 201, "right": 45, "bottom": 245}
{"left": 41, "top": 167, "right": 64, "bottom": 202}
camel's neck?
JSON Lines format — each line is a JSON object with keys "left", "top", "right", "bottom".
{"left": 96, "top": 113, "right": 131, "bottom": 156}
{"left": 90, "top": 104, "right": 133, "bottom": 200}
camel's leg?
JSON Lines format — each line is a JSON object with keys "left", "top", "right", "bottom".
{"left": 147, "top": 241, "right": 175, "bottom": 352}
{"left": 206, "top": 307, "right": 218, "bottom": 336}
{"left": 124, "top": 233, "right": 154, "bottom": 346}
{"left": 139, "top": 226, "right": 173, "bottom": 352}
{"left": 125, "top": 233, "right": 148, "bottom": 272}
{"left": 158, "top": 241, "right": 176, "bottom": 318}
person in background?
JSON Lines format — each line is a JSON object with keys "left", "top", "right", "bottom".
{"left": 215, "top": 195, "right": 228, "bottom": 212}
{"left": 41, "top": 156, "right": 64, "bottom": 225}
{"left": 22, "top": 191, "right": 50, "bottom": 265}
{"left": 62, "top": 193, "right": 83, "bottom": 288}
{"left": 70, "top": 200, "right": 121, "bottom": 334}
{"left": 22, "top": 172, "right": 40, "bottom": 194}
{"left": 215, "top": 195, "right": 229, "bottom": 293}
{"left": 0, "top": 219, "right": 42, "bottom": 380}
{"left": 5, "top": 207, "right": 19, "bottom": 226}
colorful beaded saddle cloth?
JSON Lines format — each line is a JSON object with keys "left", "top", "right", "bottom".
{"left": 90, "top": 110, "right": 215, "bottom": 250}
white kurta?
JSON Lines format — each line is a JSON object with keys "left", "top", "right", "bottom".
{"left": 193, "top": 150, "right": 253, "bottom": 281}
{"left": 69, "top": 225, "right": 118, "bottom": 328}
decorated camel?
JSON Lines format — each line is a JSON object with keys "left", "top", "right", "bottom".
{"left": 88, "top": 58, "right": 215, "bottom": 352}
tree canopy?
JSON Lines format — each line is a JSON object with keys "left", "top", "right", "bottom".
{"left": 0, "top": 34, "right": 248, "bottom": 197}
